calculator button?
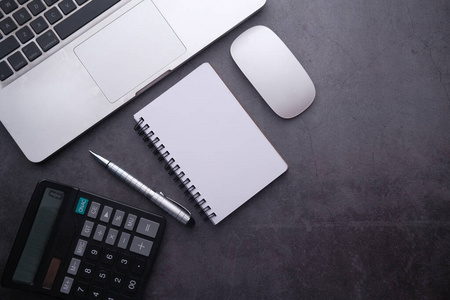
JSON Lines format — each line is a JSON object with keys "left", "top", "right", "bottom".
{"left": 80, "top": 262, "right": 95, "bottom": 279}
{"left": 67, "top": 257, "right": 81, "bottom": 275}
{"left": 81, "top": 220, "right": 94, "bottom": 238}
{"left": 112, "top": 209, "right": 125, "bottom": 227}
{"left": 74, "top": 239, "right": 87, "bottom": 256}
{"left": 94, "top": 268, "right": 109, "bottom": 284}
{"left": 89, "top": 285, "right": 104, "bottom": 299}
{"left": 100, "top": 205, "right": 113, "bottom": 223}
{"left": 106, "top": 290, "right": 119, "bottom": 300}
{"left": 129, "top": 236, "right": 153, "bottom": 257}
{"left": 75, "top": 197, "right": 89, "bottom": 215}
{"left": 73, "top": 281, "right": 88, "bottom": 298}
{"left": 93, "top": 224, "right": 106, "bottom": 242}
{"left": 125, "top": 277, "right": 139, "bottom": 294}
{"left": 124, "top": 214, "right": 137, "bottom": 231}
{"left": 87, "top": 201, "right": 101, "bottom": 219}
{"left": 117, "top": 232, "right": 130, "bottom": 249}
{"left": 131, "top": 258, "right": 146, "bottom": 275}
{"left": 60, "top": 276, "right": 74, "bottom": 294}
{"left": 105, "top": 228, "right": 118, "bottom": 245}
{"left": 116, "top": 253, "right": 131, "bottom": 271}
{"left": 101, "top": 249, "right": 116, "bottom": 266}
{"left": 136, "top": 217, "right": 160, "bottom": 238}
{"left": 86, "top": 243, "right": 102, "bottom": 261}
{"left": 110, "top": 271, "right": 125, "bottom": 289}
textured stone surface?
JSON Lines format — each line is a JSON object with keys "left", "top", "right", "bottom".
{"left": 1, "top": 0, "right": 449, "bottom": 299}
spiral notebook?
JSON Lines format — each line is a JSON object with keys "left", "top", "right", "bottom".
{"left": 133, "top": 63, "right": 288, "bottom": 224}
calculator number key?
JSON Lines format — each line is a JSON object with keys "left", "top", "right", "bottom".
{"left": 86, "top": 243, "right": 102, "bottom": 261}
{"left": 101, "top": 249, "right": 116, "bottom": 266}
{"left": 80, "top": 262, "right": 95, "bottom": 279}
{"left": 110, "top": 271, "right": 125, "bottom": 289}
{"left": 73, "top": 281, "right": 88, "bottom": 298}
{"left": 125, "top": 277, "right": 139, "bottom": 294}
{"left": 89, "top": 285, "right": 104, "bottom": 299}
{"left": 94, "top": 269, "right": 109, "bottom": 284}
{"left": 117, "top": 253, "right": 131, "bottom": 271}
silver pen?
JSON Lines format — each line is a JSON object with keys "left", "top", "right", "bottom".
{"left": 89, "top": 151, "right": 195, "bottom": 227}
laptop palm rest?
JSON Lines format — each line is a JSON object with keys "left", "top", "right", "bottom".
{"left": 74, "top": 0, "right": 186, "bottom": 103}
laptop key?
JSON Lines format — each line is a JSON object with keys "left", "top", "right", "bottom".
{"left": 7, "top": 51, "right": 27, "bottom": 71}
{"left": 27, "top": 0, "right": 46, "bottom": 16}
{"left": 0, "top": 0, "right": 18, "bottom": 14}
{"left": 59, "top": 0, "right": 76, "bottom": 15}
{"left": 30, "top": 16, "right": 48, "bottom": 34}
{"left": 13, "top": 7, "right": 31, "bottom": 25}
{"left": 22, "top": 41, "right": 42, "bottom": 61}
{"left": 54, "top": 0, "right": 120, "bottom": 40}
{"left": 36, "top": 29, "right": 59, "bottom": 52}
{"left": 0, "top": 17, "right": 18, "bottom": 35}
{"left": 44, "top": 7, "right": 62, "bottom": 24}
{"left": 0, "top": 61, "right": 13, "bottom": 81}
{"left": 16, "top": 26, "right": 34, "bottom": 43}
{"left": 0, "top": 35, "right": 20, "bottom": 60}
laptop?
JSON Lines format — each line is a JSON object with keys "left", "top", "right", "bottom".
{"left": 0, "top": 0, "right": 266, "bottom": 162}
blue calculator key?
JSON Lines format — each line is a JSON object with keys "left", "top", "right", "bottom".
{"left": 75, "top": 197, "right": 89, "bottom": 215}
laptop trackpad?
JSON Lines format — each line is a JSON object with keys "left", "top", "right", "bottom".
{"left": 74, "top": 0, "right": 186, "bottom": 103}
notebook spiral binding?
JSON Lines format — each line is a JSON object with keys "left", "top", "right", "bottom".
{"left": 134, "top": 117, "right": 217, "bottom": 221}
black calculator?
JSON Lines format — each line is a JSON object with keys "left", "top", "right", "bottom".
{"left": 2, "top": 180, "right": 166, "bottom": 300}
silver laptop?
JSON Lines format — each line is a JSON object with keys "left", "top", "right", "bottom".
{"left": 0, "top": 0, "right": 265, "bottom": 162}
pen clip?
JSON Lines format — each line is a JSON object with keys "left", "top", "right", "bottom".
{"left": 159, "top": 192, "right": 191, "bottom": 216}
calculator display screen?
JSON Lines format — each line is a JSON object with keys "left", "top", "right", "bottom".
{"left": 12, "top": 188, "right": 64, "bottom": 285}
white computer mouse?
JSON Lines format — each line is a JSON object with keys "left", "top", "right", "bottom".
{"left": 231, "top": 26, "right": 315, "bottom": 119}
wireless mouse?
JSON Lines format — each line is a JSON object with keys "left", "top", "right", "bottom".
{"left": 231, "top": 26, "right": 315, "bottom": 119}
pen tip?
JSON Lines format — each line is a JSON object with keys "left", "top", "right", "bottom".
{"left": 186, "top": 217, "right": 195, "bottom": 227}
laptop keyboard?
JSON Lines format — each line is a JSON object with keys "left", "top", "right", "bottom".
{"left": 0, "top": 0, "right": 120, "bottom": 82}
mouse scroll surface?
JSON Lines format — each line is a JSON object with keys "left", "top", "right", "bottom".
{"left": 231, "top": 26, "right": 315, "bottom": 119}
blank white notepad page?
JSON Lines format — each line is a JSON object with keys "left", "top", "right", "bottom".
{"left": 134, "top": 63, "right": 288, "bottom": 224}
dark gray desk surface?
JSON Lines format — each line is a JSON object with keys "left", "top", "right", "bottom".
{"left": 1, "top": 0, "right": 449, "bottom": 299}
